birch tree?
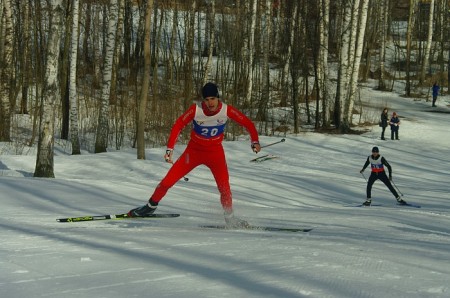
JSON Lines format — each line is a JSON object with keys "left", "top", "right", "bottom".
{"left": 289, "top": 2, "right": 301, "bottom": 134}
{"left": 437, "top": 0, "right": 446, "bottom": 74}
{"left": 343, "top": 0, "right": 369, "bottom": 128}
{"left": 256, "top": 0, "right": 272, "bottom": 123}
{"left": 0, "top": 0, "right": 13, "bottom": 141}
{"left": 34, "top": 0, "right": 64, "bottom": 178}
{"left": 281, "top": 2, "right": 297, "bottom": 108}
{"left": 137, "top": 0, "right": 153, "bottom": 160}
{"left": 447, "top": 0, "right": 450, "bottom": 92}
{"left": 244, "top": 0, "right": 257, "bottom": 106}
{"left": 94, "top": 0, "right": 119, "bottom": 153}
{"left": 320, "top": 0, "right": 330, "bottom": 127}
{"left": 203, "top": 0, "right": 215, "bottom": 84}
{"left": 405, "top": 0, "right": 418, "bottom": 97}
{"left": 166, "top": 0, "right": 178, "bottom": 82}
{"left": 182, "top": 0, "right": 196, "bottom": 109}
{"left": 334, "top": 0, "right": 369, "bottom": 131}
{"left": 419, "top": 0, "right": 435, "bottom": 84}
{"left": 69, "top": 0, "right": 81, "bottom": 155}
{"left": 334, "top": 2, "right": 352, "bottom": 129}
{"left": 378, "top": 0, "right": 388, "bottom": 90}
{"left": 19, "top": 1, "right": 31, "bottom": 115}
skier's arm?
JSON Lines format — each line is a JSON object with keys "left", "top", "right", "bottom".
{"left": 227, "top": 105, "right": 260, "bottom": 152}
{"left": 360, "top": 158, "right": 370, "bottom": 173}
{"left": 381, "top": 157, "right": 393, "bottom": 178}
{"left": 164, "top": 104, "right": 196, "bottom": 162}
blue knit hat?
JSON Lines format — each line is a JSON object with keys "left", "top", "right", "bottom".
{"left": 202, "top": 82, "right": 219, "bottom": 99}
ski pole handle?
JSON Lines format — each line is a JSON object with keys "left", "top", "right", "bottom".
{"left": 261, "top": 138, "right": 285, "bottom": 149}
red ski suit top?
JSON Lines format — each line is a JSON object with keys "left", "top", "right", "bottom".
{"left": 150, "top": 101, "right": 259, "bottom": 212}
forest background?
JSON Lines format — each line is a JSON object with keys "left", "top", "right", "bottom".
{"left": 0, "top": 0, "right": 449, "bottom": 178}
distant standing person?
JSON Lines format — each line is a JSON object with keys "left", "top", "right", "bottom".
{"left": 432, "top": 82, "right": 440, "bottom": 107}
{"left": 380, "top": 108, "right": 389, "bottom": 140}
{"left": 359, "top": 146, "right": 406, "bottom": 206}
{"left": 389, "top": 112, "right": 400, "bottom": 140}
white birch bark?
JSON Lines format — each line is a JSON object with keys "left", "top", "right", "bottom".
{"left": 344, "top": 0, "right": 369, "bottom": 126}
{"left": 319, "top": 0, "right": 330, "bottom": 126}
{"left": 257, "top": 0, "right": 272, "bottom": 121}
{"left": 420, "top": 0, "right": 435, "bottom": 83}
{"left": 69, "top": 0, "right": 81, "bottom": 155}
{"left": 282, "top": 2, "right": 298, "bottom": 105}
{"left": 94, "top": 0, "right": 119, "bottom": 153}
{"left": 336, "top": 2, "right": 352, "bottom": 128}
{"left": 167, "top": 1, "right": 178, "bottom": 81}
{"left": 34, "top": 0, "right": 63, "bottom": 177}
{"left": 378, "top": 0, "right": 388, "bottom": 90}
{"left": 345, "top": 0, "right": 360, "bottom": 87}
{"left": 245, "top": 0, "right": 257, "bottom": 106}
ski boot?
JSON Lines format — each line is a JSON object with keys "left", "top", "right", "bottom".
{"left": 362, "top": 199, "right": 372, "bottom": 206}
{"left": 128, "top": 201, "right": 157, "bottom": 217}
{"left": 396, "top": 197, "right": 407, "bottom": 205}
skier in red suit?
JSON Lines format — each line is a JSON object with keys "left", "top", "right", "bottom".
{"left": 128, "top": 82, "right": 261, "bottom": 227}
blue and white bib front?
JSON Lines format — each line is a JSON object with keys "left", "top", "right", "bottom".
{"left": 369, "top": 155, "right": 384, "bottom": 172}
{"left": 192, "top": 103, "right": 228, "bottom": 138}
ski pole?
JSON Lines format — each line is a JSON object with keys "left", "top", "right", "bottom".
{"left": 166, "top": 153, "right": 189, "bottom": 182}
{"left": 360, "top": 172, "right": 367, "bottom": 182}
{"left": 391, "top": 179, "right": 403, "bottom": 196}
{"left": 261, "top": 138, "right": 285, "bottom": 149}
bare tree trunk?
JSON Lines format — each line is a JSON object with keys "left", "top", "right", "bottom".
{"left": 34, "top": 0, "right": 64, "bottom": 178}
{"left": 94, "top": 0, "right": 119, "bottom": 153}
{"left": 447, "top": 0, "right": 450, "bottom": 92}
{"left": 419, "top": 0, "right": 434, "bottom": 84}
{"left": 69, "top": 0, "right": 81, "bottom": 155}
{"left": 0, "top": 0, "right": 14, "bottom": 141}
{"left": 344, "top": 0, "right": 369, "bottom": 127}
{"left": 166, "top": 0, "right": 178, "bottom": 83}
{"left": 405, "top": 0, "right": 417, "bottom": 97}
{"left": 256, "top": 0, "right": 271, "bottom": 123}
{"left": 244, "top": 0, "right": 257, "bottom": 106}
{"left": 137, "top": 0, "right": 153, "bottom": 160}
{"left": 282, "top": 2, "right": 297, "bottom": 109}
{"left": 437, "top": 0, "right": 445, "bottom": 74}
{"left": 60, "top": 0, "right": 73, "bottom": 140}
{"left": 203, "top": 0, "right": 215, "bottom": 84}
{"left": 378, "top": 0, "right": 388, "bottom": 90}
{"left": 182, "top": 0, "right": 196, "bottom": 109}
{"left": 334, "top": 2, "right": 352, "bottom": 130}
{"left": 20, "top": 1, "right": 31, "bottom": 115}
{"left": 319, "top": 0, "right": 331, "bottom": 128}
{"left": 289, "top": 2, "right": 301, "bottom": 134}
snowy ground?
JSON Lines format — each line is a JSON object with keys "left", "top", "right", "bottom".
{"left": 1, "top": 86, "right": 450, "bottom": 297}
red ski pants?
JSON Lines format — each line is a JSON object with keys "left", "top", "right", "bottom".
{"left": 150, "top": 142, "right": 233, "bottom": 212}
